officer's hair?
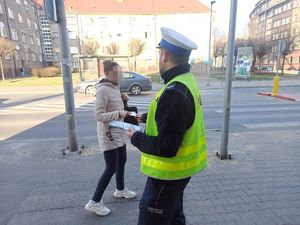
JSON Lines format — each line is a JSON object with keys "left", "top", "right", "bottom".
{"left": 168, "top": 52, "right": 189, "bottom": 65}
{"left": 103, "top": 60, "right": 119, "bottom": 74}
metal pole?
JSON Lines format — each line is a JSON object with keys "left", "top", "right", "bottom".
{"left": 220, "top": 0, "right": 238, "bottom": 159}
{"left": 56, "top": 0, "right": 78, "bottom": 152}
{"left": 207, "top": 1, "right": 215, "bottom": 86}
{"left": 276, "top": 40, "right": 282, "bottom": 76}
{"left": 78, "top": 58, "right": 83, "bottom": 81}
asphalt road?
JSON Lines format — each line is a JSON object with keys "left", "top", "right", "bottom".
{"left": 0, "top": 84, "right": 299, "bottom": 142}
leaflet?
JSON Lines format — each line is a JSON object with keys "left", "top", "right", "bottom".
{"left": 109, "top": 120, "right": 141, "bottom": 131}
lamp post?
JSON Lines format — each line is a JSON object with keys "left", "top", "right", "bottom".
{"left": 207, "top": 0, "right": 216, "bottom": 86}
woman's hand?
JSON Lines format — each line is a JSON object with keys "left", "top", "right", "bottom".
{"left": 119, "top": 110, "right": 129, "bottom": 118}
{"left": 121, "top": 93, "right": 129, "bottom": 102}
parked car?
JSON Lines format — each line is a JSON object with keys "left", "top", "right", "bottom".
{"left": 78, "top": 71, "right": 152, "bottom": 96}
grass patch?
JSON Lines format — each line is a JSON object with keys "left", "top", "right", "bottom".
{"left": 0, "top": 73, "right": 98, "bottom": 87}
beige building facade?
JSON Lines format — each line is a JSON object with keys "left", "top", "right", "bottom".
{"left": 249, "top": 0, "right": 300, "bottom": 71}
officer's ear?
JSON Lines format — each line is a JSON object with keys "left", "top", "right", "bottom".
{"left": 161, "top": 49, "right": 170, "bottom": 63}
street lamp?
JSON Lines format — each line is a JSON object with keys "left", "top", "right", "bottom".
{"left": 207, "top": 0, "right": 216, "bottom": 86}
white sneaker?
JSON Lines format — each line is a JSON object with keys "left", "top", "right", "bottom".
{"left": 113, "top": 187, "right": 136, "bottom": 199}
{"left": 84, "top": 200, "right": 111, "bottom": 216}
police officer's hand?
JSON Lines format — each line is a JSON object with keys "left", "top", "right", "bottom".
{"left": 126, "top": 128, "right": 137, "bottom": 139}
{"left": 136, "top": 113, "right": 143, "bottom": 123}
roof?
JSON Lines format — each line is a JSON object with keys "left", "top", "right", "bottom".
{"left": 37, "top": 0, "right": 209, "bottom": 14}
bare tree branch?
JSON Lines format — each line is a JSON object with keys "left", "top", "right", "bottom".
{"left": 83, "top": 39, "right": 100, "bottom": 55}
{"left": 105, "top": 42, "right": 120, "bottom": 55}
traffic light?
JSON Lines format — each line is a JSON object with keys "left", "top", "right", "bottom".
{"left": 44, "top": 0, "right": 58, "bottom": 22}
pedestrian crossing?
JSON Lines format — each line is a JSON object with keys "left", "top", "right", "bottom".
{"left": 0, "top": 98, "right": 153, "bottom": 114}
{"left": 210, "top": 103, "right": 300, "bottom": 130}
{"left": 1, "top": 92, "right": 299, "bottom": 131}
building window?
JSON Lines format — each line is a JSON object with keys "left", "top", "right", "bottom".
{"left": 129, "top": 17, "right": 136, "bottom": 25}
{"left": 68, "top": 31, "right": 76, "bottom": 39}
{"left": 298, "top": 56, "right": 300, "bottom": 63}
{"left": 36, "top": 38, "right": 41, "bottom": 46}
{"left": 25, "top": 52, "right": 29, "bottom": 61}
{"left": 282, "top": 17, "right": 290, "bottom": 25}
{"left": 280, "top": 33, "right": 284, "bottom": 38}
{"left": 287, "top": 2, "right": 292, "bottom": 10}
{"left": 117, "top": 33, "right": 122, "bottom": 37}
{"left": 145, "top": 32, "right": 151, "bottom": 39}
{"left": 98, "top": 17, "right": 107, "bottom": 25}
{"left": 5, "top": 53, "right": 11, "bottom": 60}
{"left": 8, "top": 8, "right": 14, "bottom": 19}
{"left": 293, "top": 28, "right": 297, "bottom": 35}
{"left": 27, "top": 19, "right": 31, "bottom": 27}
{"left": 15, "top": 51, "right": 19, "bottom": 60}
{"left": 0, "top": 22, "right": 7, "bottom": 37}
{"left": 290, "top": 57, "right": 293, "bottom": 63}
{"left": 70, "top": 47, "right": 79, "bottom": 54}
{"left": 32, "top": 53, "right": 36, "bottom": 62}
{"left": 11, "top": 29, "right": 18, "bottom": 40}
{"left": 267, "top": 10, "right": 273, "bottom": 18}
{"left": 29, "top": 35, "right": 34, "bottom": 45}
{"left": 18, "top": 14, "right": 23, "bottom": 23}
{"left": 21, "top": 32, "right": 27, "bottom": 43}
{"left": 34, "top": 22, "right": 38, "bottom": 30}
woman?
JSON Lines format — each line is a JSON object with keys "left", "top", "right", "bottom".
{"left": 85, "top": 60, "right": 136, "bottom": 216}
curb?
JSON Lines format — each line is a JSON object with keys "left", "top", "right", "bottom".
{"left": 257, "top": 92, "right": 299, "bottom": 102}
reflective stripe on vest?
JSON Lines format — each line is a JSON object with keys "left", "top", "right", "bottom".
{"left": 140, "top": 72, "right": 207, "bottom": 180}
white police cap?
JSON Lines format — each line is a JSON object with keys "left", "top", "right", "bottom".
{"left": 158, "top": 27, "right": 198, "bottom": 57}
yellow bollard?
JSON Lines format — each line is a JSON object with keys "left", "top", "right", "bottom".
{"left": 272, "top": 75, "right": 280, "bottom": 96}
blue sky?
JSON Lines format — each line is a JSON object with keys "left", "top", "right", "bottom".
{"left": 200, "top": 0, "right": 258, "bottom": 36}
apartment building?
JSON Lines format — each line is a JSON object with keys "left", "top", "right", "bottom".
{"left": 0, "top": 0, "right": 44, "bottom": 78}
{"left": 41, "top": 0, "right": 210, "bottom": 71}
{"left": 249, "top": 0, "right": 300, "bottom": 71}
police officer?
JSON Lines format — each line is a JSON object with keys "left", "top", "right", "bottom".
{"left": 126, "top": 27, "right": 207, "bottom": 225}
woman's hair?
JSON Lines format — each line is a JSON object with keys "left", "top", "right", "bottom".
{"left": 103, "top": 60, "right": 119, "bottom": 74}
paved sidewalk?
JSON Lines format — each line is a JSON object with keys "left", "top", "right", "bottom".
{"left": 1, "top": 128, "right": 300, "bottom": 225}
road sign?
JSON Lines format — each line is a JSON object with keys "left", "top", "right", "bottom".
{"left": 277, "top": 40, "right": 286, "bottom": 56}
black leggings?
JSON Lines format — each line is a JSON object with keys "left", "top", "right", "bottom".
{"left": 92, "top": 145, "right": 127, "bottom": 203}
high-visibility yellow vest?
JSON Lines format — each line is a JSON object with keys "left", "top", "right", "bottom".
{"left": 140, "top": 72, "right": 207, "bottom": 180}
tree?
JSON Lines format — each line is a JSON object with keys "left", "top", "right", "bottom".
{"left": 213, "top": 36, "right": 227, "bottom": 68}
{"left": 105, "top": 42, "right": 120, "bottom": 55}
{"left": 83, "top": 39, "right": 100, "bottom": 55}
{"left": 128, "top": 38, "right": 145, "bottom": 71}
{"left": 254, "top": 39, "right": 271, "bottom": 67}
{"left": 0, "top": 37, "right": 16, "bottom": 81}
{"left": 280, "top": 37, "right": 295, "bottom": 76}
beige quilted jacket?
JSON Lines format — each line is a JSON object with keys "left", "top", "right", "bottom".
{"left": 94, "top": 80, "right": 125, "bottom": 152}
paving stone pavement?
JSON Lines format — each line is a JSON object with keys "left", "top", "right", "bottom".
{"left": 1, "top": 129, "right": 300, "bottom": 225}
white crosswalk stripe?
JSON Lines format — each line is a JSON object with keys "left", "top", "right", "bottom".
{"left": 0, "top": 99, "right": 153, "bottom": 114}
